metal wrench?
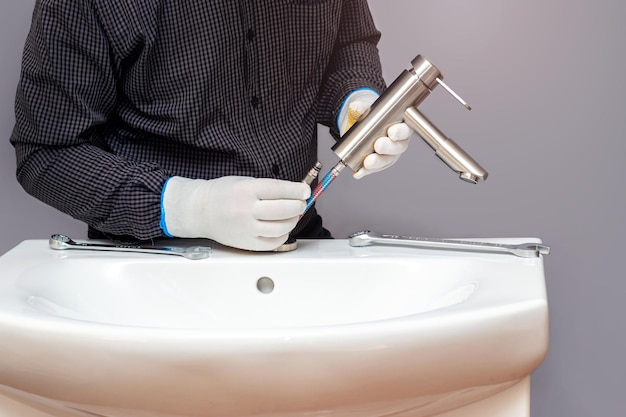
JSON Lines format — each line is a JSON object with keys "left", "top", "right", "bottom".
{"left": 49, "top": 234, "right": 211, "bottom": 260}
{"left": 348, "top": 231, "right": 550, "bottom": 258}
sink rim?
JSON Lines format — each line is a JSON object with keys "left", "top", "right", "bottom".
{"left": 0, "top": 237, "right": 547, "bottom": 338}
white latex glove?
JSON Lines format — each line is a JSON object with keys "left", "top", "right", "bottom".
{"left": 338, "top": 89, "right": 412, "bottom": 179}
{"left": 160, "top": 176, "right": 311, "bottom": 251}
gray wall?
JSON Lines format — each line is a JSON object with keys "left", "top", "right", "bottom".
{"left": 1, "top": 1, "right": 624, "bottom": 415}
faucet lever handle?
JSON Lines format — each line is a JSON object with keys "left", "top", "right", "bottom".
{"left": 435, "top": 77, "right": 472, "bottom": 111}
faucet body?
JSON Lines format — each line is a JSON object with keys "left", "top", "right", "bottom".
{"left": 301, "top": 55, "right": 487, "bottom": 218}
{"left": 331, "top": 55, "right": 488, "bottom": 183}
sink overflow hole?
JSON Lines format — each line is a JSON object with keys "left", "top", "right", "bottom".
{"left": 256, "top": 277, "right": 275, "bottom": 294}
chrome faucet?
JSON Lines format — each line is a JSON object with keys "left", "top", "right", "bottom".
{"left": 302, "top": 55, "right": 488, "bottom": 215}
{"left": 332, "top": 55, "right": 487, "bottom": 183}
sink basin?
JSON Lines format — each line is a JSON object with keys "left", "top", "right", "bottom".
{"left": 0, "top": 237, "right": 548, "bottom": 417}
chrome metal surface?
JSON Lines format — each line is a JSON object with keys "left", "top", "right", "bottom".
{"left": 302, "top": 161, "right": 323, "bottom": 186}
{"left": 331, "top": 54, "right": 488, "bottom": 183}
{"left": 49, "top": 234, "right": 211, "bottom": 260}
{"left": 403, "top": 107, "right": 488, "bottom": 183}
{"left": 410, "top": 55, "right": 441, "bottom": 88}
{"left": 332, "top": 62, "right": 433, "bottom": 171}
{"left": 348, "top": 231, "right": 550, "bottom": 258}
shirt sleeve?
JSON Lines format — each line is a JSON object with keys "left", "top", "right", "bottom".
{"left": 10, "top": 0, "right": 168, "bottom": 240}
{"left": 317, "top": 0, "right": 387, "bottom": 139}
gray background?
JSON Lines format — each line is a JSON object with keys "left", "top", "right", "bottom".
{"left": 1, "top": 0, "right": 624, "bottom": 415}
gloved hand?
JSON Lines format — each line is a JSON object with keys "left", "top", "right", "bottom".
{"left": 338, "top": 89, "right": 412, "bottom": 179}
{"left": 160, "top": 176, "right": 311, "bottom": 251}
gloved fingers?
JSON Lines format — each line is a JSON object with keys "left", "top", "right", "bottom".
{"left": 246, "top": 178, "right": 311, "bottom": 200}
{"left": 218, "top": 216, "right": 299, "bottom": 251}
{"left": 161, "top": 175, "right": 307, "bottom": 251}
{"left": 387, "top": 123, "right": 412, "bottom": 141}
{"left": 253, "top": 199, "right": 306, "bottom": 221}
{"left": 352, "top": 154, "right": 400, "bottom": 179}
{"left": 253, "top": 217, "right": 301, "bottom": 239}
{"left": 373, "top": 136, "right": 410, "bottom": 156}
{"left": 338, "top": 89, "right": 379, "bottom": 136}
{"left": 347, "top": 100, "right": 371, "bottom": 125}
{"left": 253, "top": 235, "right": 292, "bottom": 252}
{"left": 363, "top": 153, "right": 398, "bottom": 171}
{"left": 351, "top": 122, "right": 411, "bottom": 180}
{"left": 352, "top": 168, "right": 369, "bottom": 180}
{"left": 231, "top": 234, "right": 290, "bottom": 252}
{"left": 374, "top": 123, "right": 411, "bottom": 155}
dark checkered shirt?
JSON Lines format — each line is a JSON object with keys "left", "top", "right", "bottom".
{"left": 11, "top": 0, "right": 385, "bottom": 240}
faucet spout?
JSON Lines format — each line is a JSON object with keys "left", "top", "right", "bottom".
{"left": 403, "top": 106, "right": 488, "bottom": 183}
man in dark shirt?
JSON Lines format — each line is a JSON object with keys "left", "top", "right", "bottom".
{"left": 11, "top": 0, "right": 410, "bottom": 251}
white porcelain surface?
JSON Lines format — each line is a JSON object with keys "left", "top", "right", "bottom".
{"left": 0, "top": 238, "right": 549, "bottom": 417}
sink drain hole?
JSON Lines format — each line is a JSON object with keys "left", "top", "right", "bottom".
{"left": 256, "top": 277, "right": 275, "bottom": 294}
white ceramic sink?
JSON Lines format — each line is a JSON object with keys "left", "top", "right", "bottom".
{"left": 0, "top": 237, "right": 549, "bottom": 417}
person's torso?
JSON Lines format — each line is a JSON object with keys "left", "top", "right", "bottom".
{"left": 95, "top": 0, "right": 343, "bottom": 180}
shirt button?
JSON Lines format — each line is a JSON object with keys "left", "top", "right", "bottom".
{"left": 246, "top": 28, "right": 255, "bottom": 41}
{"left": 272, "top": 164, "right": 280, "bottom": 176}
{"left": 251, "top": 96, "right": 260, "bottom": 108}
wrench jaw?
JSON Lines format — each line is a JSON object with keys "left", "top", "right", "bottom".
{"left": 347, "top": 230, "right": 378, "bottom": 247}
{"left": 513, "top": 243, "right": 551, "bottom": 258}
